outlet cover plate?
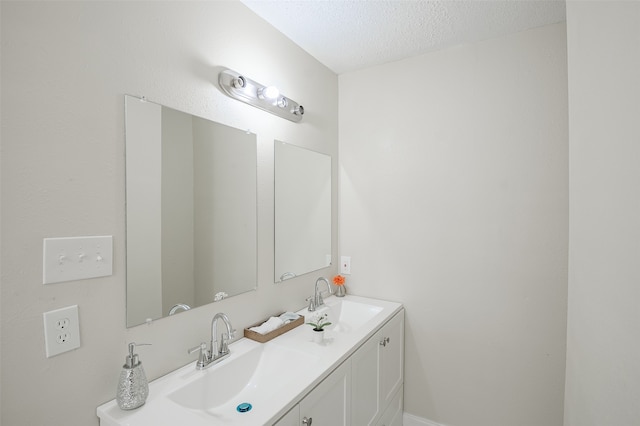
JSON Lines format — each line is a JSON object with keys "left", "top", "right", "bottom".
{"left": 340, "top": 256, "right": 351, "bottom": 274}
{"left": 43, "top": 305, "right": 81, "bottom": 357}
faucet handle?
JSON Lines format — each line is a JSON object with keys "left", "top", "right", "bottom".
{"left": 188, "top": 342, "right": 209, "bottom": 368}
{"left": 188, "top": 342, "right": 207, "bottom": 354}
{"left": 220, "top": 330, "right": 236, "bottom": 353}
{"left": 306, "top": 296, "right": 316, "bottom": 312}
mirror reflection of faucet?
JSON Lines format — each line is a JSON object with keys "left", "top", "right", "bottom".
{"left": 187, "top": 312, "right": 236, "bottom": 370}
{"left": 168, "top": 303, "right": 191, "bottom": 316}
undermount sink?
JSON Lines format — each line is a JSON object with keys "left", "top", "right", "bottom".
{"left": 169, "top": 340, "right": 316, "bottom": 412}
{"left": 311, "top": 298, "right": 384, "bottom": 333}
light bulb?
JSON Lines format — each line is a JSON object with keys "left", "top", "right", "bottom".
{"left": 232, "top": 76, "right": 246, "bottom": 89}
{"left": 258, "top": 85, "right": 279, "bottom": 100}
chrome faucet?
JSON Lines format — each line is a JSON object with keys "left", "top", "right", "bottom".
{"left": 188, "top": 312, "right": 235, "bottom": 370}
{"left": 211, "top": 312, "right": 235, "bottom": 359}
{"left": 307, "top": 277, "right": 333, "bottom": 311}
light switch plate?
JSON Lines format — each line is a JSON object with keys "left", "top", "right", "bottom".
{"left": 43, "top": 236, "right": 113, "bottom": 284}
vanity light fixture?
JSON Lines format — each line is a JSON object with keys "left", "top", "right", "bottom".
{"left": 218, "top": 68, "right": 304, "bottom": 123}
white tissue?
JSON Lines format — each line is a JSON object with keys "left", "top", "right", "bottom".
{"left": 249, "top": 316, "right": 284, "bottom": 335}
{"left": 279, "top": 312, "right": 300, "bottom": 324}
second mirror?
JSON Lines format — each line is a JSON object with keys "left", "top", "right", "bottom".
{"left": 274, "top": 141, "right": 332, "bottom": 282}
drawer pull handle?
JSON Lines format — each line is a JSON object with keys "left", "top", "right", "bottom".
{"left": 380, "top": 337, "right": 390, "bottom": 347}
{"left": 302, "top": 416, "right": 312, "bottom": 425}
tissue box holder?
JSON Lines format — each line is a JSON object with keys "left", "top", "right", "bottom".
{"left": 244, "top": 313, "right": 304, "bottom": 343}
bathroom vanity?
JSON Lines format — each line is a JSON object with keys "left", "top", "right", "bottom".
{"left": 97, "top": 295, "right": 404, "bottom": 426}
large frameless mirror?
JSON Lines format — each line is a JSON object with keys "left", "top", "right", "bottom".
{"left": 274, "top": 140, "right": 331, "bottom": 282}
{"left": 125, "top": 95, "right": 257, "bottom": 327}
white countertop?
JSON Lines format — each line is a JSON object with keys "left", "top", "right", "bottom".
{"left": 97, "top": 294, "right": 403, "bottom": 426}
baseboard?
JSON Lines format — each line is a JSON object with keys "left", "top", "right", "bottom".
{"left": 403, "top": 412, "right": 444, "bottom": 426}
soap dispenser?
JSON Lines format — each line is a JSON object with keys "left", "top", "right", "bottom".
{"left": 116, "top": 342, "right": 150, "bottom": 410}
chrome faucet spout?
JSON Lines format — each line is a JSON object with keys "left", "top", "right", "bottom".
{"left": 314, "top": 277, "right": 332, "bottom": 308}
{"left": 210, "top": 312, "right": 234, "bottom": 358}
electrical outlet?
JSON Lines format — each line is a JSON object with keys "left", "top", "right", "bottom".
{"left": 43, "top": 305, "right": 81, "bottom": 358}
{"left": 56, "top": 317, "right": 70, "bottom": 330}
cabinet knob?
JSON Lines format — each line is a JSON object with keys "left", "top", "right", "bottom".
{"left": 302, "top": 416, "right": 313, "bottom": 425}
{"left": 380, "top": 336, "right": 390, "bottom": 347}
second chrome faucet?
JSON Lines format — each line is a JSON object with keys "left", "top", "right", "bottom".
{"left": 306, "top": 277, "right": 333, "bottom": 312}
{"left": 188, "top": 312, "right": 236, "bottom": 370}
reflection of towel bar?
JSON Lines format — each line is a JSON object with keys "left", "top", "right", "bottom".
{"left": 168, "top": 304, "right": 191, "bottom": 315}
{"left": 280, "top": 272, "right": 297, "bottom": 281}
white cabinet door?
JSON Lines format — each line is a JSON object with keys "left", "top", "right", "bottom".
{"left": 299, "top": 359, "right": 351, "bottom": 426}
{"left": 352, "top": 309, "right": 405, "bottom": 426}
{"left": 351, "top": 329, "right": 382, "bottom": 425}
{"left": 380, "top": 310, "right": 404, "bottom": 407}
{"left": 375, "top": 387, "right": 403, "bottom": 426}
{"left": 273, "top": 405, "right": 299, "bottom": 426}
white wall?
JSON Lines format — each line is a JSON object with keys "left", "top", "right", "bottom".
{"left": 339, "top": 23, "right": 568, "bottom": 426}
{"left": 0, "top": 2, "right": 338, "bottom": 425}
{"left": 564, "top": 2, "right": 640, "bottom": 425}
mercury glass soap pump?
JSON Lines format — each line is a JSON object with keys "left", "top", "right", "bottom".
{"left": 116, "top": 342, "right": 150, "bottom": 410}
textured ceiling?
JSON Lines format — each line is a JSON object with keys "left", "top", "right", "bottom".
{"left": 241, "top": 0, "right": 566, "bottom": 74}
